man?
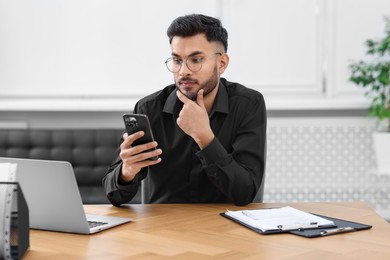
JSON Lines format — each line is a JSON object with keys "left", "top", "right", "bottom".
{"left": 103, "top": 14, "right": 267, "bottom": 206}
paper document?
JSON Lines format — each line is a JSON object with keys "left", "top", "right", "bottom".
{"left": 225, "top": 206, "right": 335, "bottom": 232}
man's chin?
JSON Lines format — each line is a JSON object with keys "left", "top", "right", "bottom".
{"left": 177, "top": 88, "right": 197, "bottom": 101}
{"left": 183, "top": 92, "right": 197, "bottom": 101}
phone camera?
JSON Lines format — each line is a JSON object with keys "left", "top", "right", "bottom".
{"left": 125, "top": 117, "right": 138, "bottom": 127}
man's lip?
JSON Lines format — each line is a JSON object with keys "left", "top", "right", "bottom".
{"left": 180, "top": 81, "right": 196, "bottom": 85}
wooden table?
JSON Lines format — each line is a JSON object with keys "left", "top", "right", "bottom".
{"left": 24, "top": 202, "right": 390, "bottom": 259}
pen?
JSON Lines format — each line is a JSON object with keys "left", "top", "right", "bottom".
{"left": 241, "top": 211, "right": 258, "bottom": 220}
{"left": 277, "top": 222, "right": 319, "bottom": 231}
{"left": 320, "top": 227, "right": 356, "bottom": 236}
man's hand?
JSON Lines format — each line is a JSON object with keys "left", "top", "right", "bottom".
{"left": 119, "top": 131, "right": 162, "bottom": 182}
{"left": 176, "top": 89, "right": 215, "bottom": 149}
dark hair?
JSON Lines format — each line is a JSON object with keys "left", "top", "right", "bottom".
{"left": 167, "top": 14, "right": 228, "bottom": 52}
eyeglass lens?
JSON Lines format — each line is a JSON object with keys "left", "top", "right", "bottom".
{"left": 166, "top": 57, "right": 202, "bottom": 73}
{"left": 165, "top": 53, "right": 222, "bottom": 73}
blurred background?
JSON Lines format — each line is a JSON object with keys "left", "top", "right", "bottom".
{"left": 0, "top": 0, "right": 389, "bottom": 220}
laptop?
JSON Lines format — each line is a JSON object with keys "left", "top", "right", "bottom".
{"left": 0, "top": 157, "right": 131, "bottom": 234}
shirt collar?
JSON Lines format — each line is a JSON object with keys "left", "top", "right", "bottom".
{"left": 163, "top": 81, "right": 229, "bottom": 116}
{"left": 163, "top": 86, "right": 182, "bottom": 115}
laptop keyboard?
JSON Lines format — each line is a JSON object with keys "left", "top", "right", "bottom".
{"left": 88, "top": 221, "right": 108, "bottom": 228}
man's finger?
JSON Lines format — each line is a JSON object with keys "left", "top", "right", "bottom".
{"left": 122, "top": 131, "right": 144, "bottom": 147}
{"left": 196, "top": 89, "right": 205, "bottom": 108}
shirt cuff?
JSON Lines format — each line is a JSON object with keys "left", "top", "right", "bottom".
{"left": 115, "top": 163, "right": 141, "bottom": 190}
{"left": 196, "top": 137, "right": 230, "bottom": 166}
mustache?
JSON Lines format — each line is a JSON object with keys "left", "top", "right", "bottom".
{"left": 178, "top": 77, "right": 198, "bottom": 84}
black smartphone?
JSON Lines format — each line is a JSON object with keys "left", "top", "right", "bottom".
{"left": 123, "top": 113, "right": 158, "bottom": 161}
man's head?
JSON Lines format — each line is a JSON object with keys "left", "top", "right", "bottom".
{"left": 166, "top": 14, "right": 229, "bottom": 101}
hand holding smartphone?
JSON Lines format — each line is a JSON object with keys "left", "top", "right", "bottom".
{"left": 123, "top": 113, "right": 159, "bottom": 161}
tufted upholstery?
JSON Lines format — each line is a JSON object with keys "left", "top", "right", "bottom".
{"left": 0, "top": 129, "right": 141, "bottom": 204}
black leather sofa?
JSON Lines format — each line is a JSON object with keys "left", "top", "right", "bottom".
{"left": 0, "top": 129, "right": 141, "bottom": 204}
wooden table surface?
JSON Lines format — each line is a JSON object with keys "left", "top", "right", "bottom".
{"left": 24, "top": 202, "right": 390, "bottom": 259}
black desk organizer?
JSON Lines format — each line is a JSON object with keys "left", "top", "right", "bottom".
{"left": 0, "top": 182, "right": 29, "bottom": 259}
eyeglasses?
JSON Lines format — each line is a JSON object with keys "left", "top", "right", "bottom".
{"left": 165, "top": 53, "right": 222, "bottom": 73}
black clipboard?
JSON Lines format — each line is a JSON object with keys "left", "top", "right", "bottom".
{"left": 220, "top": 212, "right": 372, "bottom": 238}
{"left": 289, "top": 214, "right": 372, "bottom": 238}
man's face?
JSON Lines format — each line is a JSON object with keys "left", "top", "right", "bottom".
{"left": 169, "top": 34, "right": 223, "bottom": 101}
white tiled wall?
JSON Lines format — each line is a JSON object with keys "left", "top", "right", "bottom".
{"left": 264, "top": 118, "right": 390, "bottom": 220}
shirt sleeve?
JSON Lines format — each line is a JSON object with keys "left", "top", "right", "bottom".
{"left": 196, "top": 94, "right": 267, "bottom": 206}
{"left": 102, "top": 146, "right": 147, "bottom": 206}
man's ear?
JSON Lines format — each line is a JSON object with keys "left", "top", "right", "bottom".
{"left": 219, "top": 53, "right": 229, "bottom": 75}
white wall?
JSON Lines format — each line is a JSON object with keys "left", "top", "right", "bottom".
{"left": 0, "top": 0, "right": 218, "bottom": 98}
{"left": 0, "top": 0, "right": 389, "bottom": 111}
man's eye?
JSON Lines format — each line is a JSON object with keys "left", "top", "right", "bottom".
{"left": 172, "top": 58, "right": 182, "bottom": 65}
{"left": 190, "top": 57, "right": 203, "bottom": 64}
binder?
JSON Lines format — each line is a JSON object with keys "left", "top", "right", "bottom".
{"left": 221, "top": 210, "right": 372, "bottom": 238}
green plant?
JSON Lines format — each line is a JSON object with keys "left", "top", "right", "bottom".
{"left": 349, "top": 17, "right": 390, "bottom": 132}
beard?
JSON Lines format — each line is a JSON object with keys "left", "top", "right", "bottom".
{"left": 176, "top": 66, "right": 219, "bottom": 101}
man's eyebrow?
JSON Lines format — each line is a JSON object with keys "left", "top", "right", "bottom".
{"left": 171, "top": 51, "right": 204, "bottom": 57}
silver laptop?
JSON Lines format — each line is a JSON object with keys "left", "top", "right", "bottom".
{"left": 0, "top": 157, "right": 131, "bottom": 234}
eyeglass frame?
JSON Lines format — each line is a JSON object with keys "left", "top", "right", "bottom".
{"left": 165, "top": 52, "right": 222, "bottom": 73}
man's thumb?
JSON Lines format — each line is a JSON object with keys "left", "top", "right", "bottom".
{"left": 196, "top": 89, "right": 205, "bottom": 108}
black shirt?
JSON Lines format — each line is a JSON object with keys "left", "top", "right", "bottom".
{"left": 103, "top": 78, "right": 267, "bottom": 206}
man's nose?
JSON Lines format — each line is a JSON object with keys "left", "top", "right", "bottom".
{"left": 179, "top": 61, "right": 192, "bottom": 76}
